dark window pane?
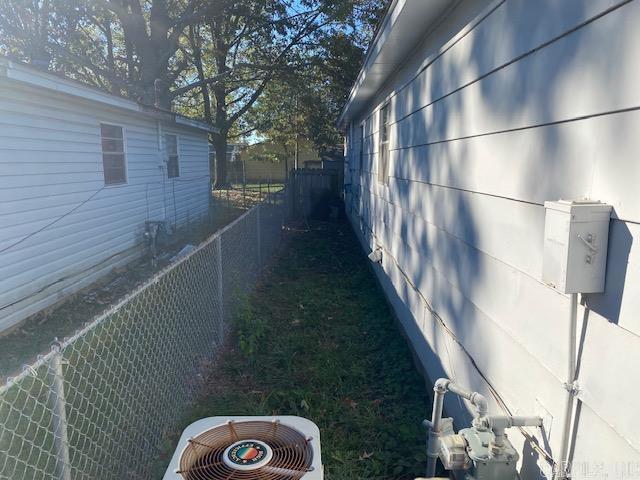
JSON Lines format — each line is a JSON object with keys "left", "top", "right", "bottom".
{"left": 168, "top": 155, "right": 179, "bottom": 178}
{"left": 102, "top": 155, "right": 121, "bottom": 169}
{"left": 100, "top": 124, "right": 126, "bottom": 185}
{"left": 102, "top": 153, "right": 126, "bottom": 184}
{"left": 101, "top": 138, "right": 124, "bottom": 153}
{"left": 100, "top": 124, "right": 122, "bottom": 139}
{"left": 104, "top": 168, "right": 126, "bottom": 185}
{"left": 165, "top": 134, "right": 177, "bottom": 155}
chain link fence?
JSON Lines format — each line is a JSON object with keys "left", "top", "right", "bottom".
{"left": 0, "top": 193, "right": 286, "bottom": 480}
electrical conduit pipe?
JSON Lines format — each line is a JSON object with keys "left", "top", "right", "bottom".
{"left": 556, "top": 293, "right": 579, "bottom": 480}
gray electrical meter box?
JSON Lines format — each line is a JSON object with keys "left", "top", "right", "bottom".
{"left": 542, "top": 200, "right": 612, "bottom": 294}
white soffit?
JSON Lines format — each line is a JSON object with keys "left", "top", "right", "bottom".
{"left": 339, "top": 0, "right": 452, "bottom": 128}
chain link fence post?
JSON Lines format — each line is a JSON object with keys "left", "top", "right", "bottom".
{"left": 256, "top": 204, "right": 262, "bottom": 268}
{"left": 242, "top": 182, "right": 246, "bottom": 209}
{"left": 50, "top": 342, "right": 71, "bottom": 480}
{"left": 216, "top": 235, "right": 225, "bottom": 329}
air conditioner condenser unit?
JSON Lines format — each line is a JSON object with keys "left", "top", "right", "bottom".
{"left": 163, "top": 416, "right": 323, "bottom": 479}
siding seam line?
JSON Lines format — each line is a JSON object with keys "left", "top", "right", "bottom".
{"left": 355, "top": 172, "right": 640, "bottom": 225}
{"left": 352, "top": 213, "right": 556, "bottom": 464}
{"left": 359, "top": 0, "right": 635, "bottom": 139}
{"left": 392, "top": 105, "right": 640, "bottom": 151}
{"left": 358, "top": 0, "right": 507, "bottom": 127}
{"left": 351, "top": 210, "right": 640, "bottom": 457}
{"left": 353, "top": 184, "right": 640, "bottom": 341}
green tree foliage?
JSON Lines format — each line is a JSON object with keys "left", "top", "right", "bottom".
{"left": 0, "top": 0, "right": 387, "bottom": 184}
{"left": 244, "top": 2, "right": 385, "bottom": 161}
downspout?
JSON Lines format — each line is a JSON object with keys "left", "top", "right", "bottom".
{"left": 556, "top": 293, "right": 579, "bottom": 480}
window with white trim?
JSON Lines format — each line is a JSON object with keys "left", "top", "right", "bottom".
{"left": 100, "top": 123, "right": 127, "bottom": 185}
{"left": 378, "top": 103, "right": 390, "bottom": 185}
{"left": 165, "top": 134, "right": 179, "bottom": 178}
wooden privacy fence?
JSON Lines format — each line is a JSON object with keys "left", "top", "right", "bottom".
{"left": 287, "top": 168, "right": 343, "bottom": 220}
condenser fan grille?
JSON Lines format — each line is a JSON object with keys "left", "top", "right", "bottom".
{"left": 178, "top": 420, "right": 314, "bottom": 479}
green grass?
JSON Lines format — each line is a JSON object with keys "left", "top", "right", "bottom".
{"left": 157, "top": 221, "right": 430, "bottom": 479}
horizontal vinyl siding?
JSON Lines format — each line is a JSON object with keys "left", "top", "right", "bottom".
{"left": 0, "top": 81, "right": 211, "bottom": 332}
{"left": 345, "top": 0, "right": 640, "bottom": 477}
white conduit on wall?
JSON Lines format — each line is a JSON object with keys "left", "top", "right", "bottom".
{"left": 557, "top": 293, "right": 579, "bottom": 480}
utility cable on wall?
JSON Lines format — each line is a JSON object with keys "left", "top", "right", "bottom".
{"left": 0, "top": 241, "right": 145, "bottom": 313}
{"left": 0, "top": 185, "right": 107, "bottom": 255}
{"left": 358, "top": 218, "right": 556, "bottom": 467}
{"left": 1, "top": 174, "right": 212, "bottom": 308}
{"left": 1, "top": 175, "right": 212, "bottom": 257}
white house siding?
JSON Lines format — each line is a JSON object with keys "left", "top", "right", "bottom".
{"left": 344, "top": 0, "right": 640, "bottom": 477}
{"left": 0, "top": 79, "right": 210, "bottom": 333}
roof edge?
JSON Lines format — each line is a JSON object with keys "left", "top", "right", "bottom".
{"left": 338, "top": 0, "right": 454, "bottom": 129}
{"left": 0, "top": 57, "right": 218, "bottom": 134}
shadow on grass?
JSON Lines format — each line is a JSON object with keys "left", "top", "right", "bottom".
{"left": 155, "top": 220, "right": 430, "bottom": 480}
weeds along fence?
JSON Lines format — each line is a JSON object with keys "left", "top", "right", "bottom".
{"left": 0, "top": 193, "right": 286, "bottom": 480}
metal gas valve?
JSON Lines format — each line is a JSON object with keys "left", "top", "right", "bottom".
{"left": 424, "top": 379, "right": 542, "bottom": 480}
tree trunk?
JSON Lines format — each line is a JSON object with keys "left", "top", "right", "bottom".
{"left": 125, "top": 38, "right": 135, "bottom": 82}
{"left": 139, "top": 66, "right": 158, "bottom": 106}
{"left": 213, "top": 132, "right": 229, "bottom": 188}
{"left": 105, "top": 18, "right": 116, "bottom": 93}
{"left": 116, "top": 0, "right": 173, "bottom": 108}
{"left": 209, "top": 17, "right": 230, "bottom": 188}
{"left": 189, "top": 25, "right": 212, "bottom": 123}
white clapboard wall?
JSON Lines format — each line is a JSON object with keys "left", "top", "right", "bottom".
{"left": 0, "top": 78, "right": 211, "bottom": 332}
{"left": 344, "top": 0, "right": 640, "bottom": 476}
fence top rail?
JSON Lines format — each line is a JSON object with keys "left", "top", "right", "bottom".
{"left": 293, "top": 169, "right": 338, "bottom": 176}
{"left": 0, "top": 198, "right": 275, "bottom": 395}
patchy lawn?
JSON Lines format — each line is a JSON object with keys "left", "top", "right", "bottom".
{"left": 156, "top": 220, "right": 430, "bottom": 480}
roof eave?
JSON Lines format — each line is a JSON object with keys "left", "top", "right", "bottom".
{"left": 338, "top": 0, "right": 454, "bottom": 130}
{"left": 0, "top": 57, "right": 217, "bottom": 134}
